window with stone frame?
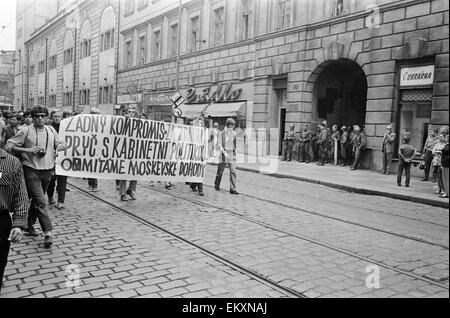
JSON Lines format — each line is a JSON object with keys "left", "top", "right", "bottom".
{"left": 213, "top": 6, "right": 224, "bottom": 47}
{"left": 99, "top": 85, "right": 113, "bottom": 104}
{"left": 80, "top": 39, "right": 91, "bottom": 59}
{"left": 100, "top": 29, "right": 114, "bottom": 52}
{"left": 29, "top": 65, "right": 35, "bottom": 77}
{"left": 38, "top": 96, "right": 44, "bottom": 105}
{"left": 63, "top": 48, "right": 73, "bottom": 64}
{"left": 241, "top": 0, "right": 253, "bottom": 40}
{"left": 79, "top": 89, "right": 90, "bottom": 105}
{"left": 28, "top": 97, "right": 34, "bottom": 106}
{"left": 152, "top": 29, "right": 161, "bottom": 61}
{"left": 138, "top": 0, "right": 148, "bottom": 10}
{"left": 63, "top": 92, "right": 72, "bottom": 106}
{"left": 125, "top": 39, "right": 133, "bottom": 67}
{"left": 276, "top": 0, "right": 292, "bottom": 30}
{"left": 125, "top": 0, "right": 134, "bottom": 15}
{"left": 48, "top": 94, "right": 56, "bottom": 108}
{"left": 138, "top": 34, "right": 147, "bottom": 65}
{"left": 169, "top": 23, "right": 178, "bottom": 58}
{"left": 190, "top": 15, "right": 200, "bottom": 53}
{"left": 38, "top": 60, "right": 45, "bottom": 74}
{"left": 330, "top": 0, "right": 346, "bottom": 17}
{"left": 49, "top": 55, "right": 57, "bottom": 70}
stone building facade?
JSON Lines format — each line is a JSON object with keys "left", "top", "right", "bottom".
{"left": 23, "top": 0, "right": 119, "bottom": 114}
{"left": 117, "top": 0, "right": 449, "bottom": 171}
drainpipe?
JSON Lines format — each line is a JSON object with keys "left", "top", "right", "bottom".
{"left": 44, "top": 37, "right": 48, "bottom": 107}
{"left": 73, "top": 22, "right": 77, "bottom": 112}
{"left": 115, "top": 0, "right": 121, "bottom": 115}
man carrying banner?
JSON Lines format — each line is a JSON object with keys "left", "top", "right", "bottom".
{"left": 118, "top": 107, "right": 138, "bottom": 201}
{"left": 5, "top": 106, "right": 67, "bottom": 248}
{"left": 189, "top": 117, "right": 205, "bottom": 196}
{"left": 87, "top": 108, "right": 100, "bottom": 192}
{"left": 214, "top": 118, "right": 239, "bottom": 195}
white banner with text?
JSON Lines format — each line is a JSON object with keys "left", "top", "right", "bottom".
{"left": 56, "top": 114, "right": 208, "bottom": 182}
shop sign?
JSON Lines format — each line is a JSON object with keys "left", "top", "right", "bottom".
{"left": 400, "top": 65, "right": 434, "bottom": 87}
{"left": 185, "top": 83, "right": 242, "bottom": 103}
{"left": 145, "top": 91, "right": 175, "bottom": 106}
{"left": 117, "top": 93, "right": 142, "bottom": 104}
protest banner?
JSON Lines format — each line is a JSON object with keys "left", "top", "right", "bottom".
{"left": 56, "top": 114, "right": 208, "bottom": 182}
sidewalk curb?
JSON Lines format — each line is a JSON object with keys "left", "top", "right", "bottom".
{"left": 207, "top": 163, "right": 449, "bottom": 209}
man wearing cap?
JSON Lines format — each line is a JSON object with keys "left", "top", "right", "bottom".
{"left": 317, "top": 124, "right": 328, "bottom": 166}
{"left": 350, "top": 125, "right": 366, "bottom": 170}
{"left": 215, "top": 118, "right": 239, "bottom": 194}
{"left": 340, "top": 126, "right": 349, "bottom": 166}
{"left": 381, "top": 124, "right": 396, "bottom": 175}
{"left": 284, "top": 124, "right": 296, "bottom": 162}
{"left": 87, "top": 108, "right": 100, "bottom": 192}
{"left": 299, "top": 125, "right": 312, "bottom": 163}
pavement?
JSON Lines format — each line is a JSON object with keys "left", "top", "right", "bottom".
{"left": 208, "top": 154, "right": 449, "bottom": 209}
{"left": 1, "top": 167, "right": 447, "bottom": 299}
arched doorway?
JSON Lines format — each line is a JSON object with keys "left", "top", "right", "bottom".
{"left": 310, "top": 59, "right": 367, "bottom": 129}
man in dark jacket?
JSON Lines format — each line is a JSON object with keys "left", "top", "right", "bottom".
{"left": 350, "top": 125, "right": 366, "bottom": 171}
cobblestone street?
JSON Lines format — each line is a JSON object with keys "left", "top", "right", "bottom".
{"left": 1, "top": 166, "right": 448, "bottom": 298}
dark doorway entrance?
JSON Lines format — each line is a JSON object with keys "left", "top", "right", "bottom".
{"left": 313, "top": 59, "right": 367, "bottom": 129}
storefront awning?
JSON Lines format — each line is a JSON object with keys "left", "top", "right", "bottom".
{"left": 178, "top": 103, "right": 209, "bottom": 119}
{"left": 204, "top": 102, "right": 247, "bottom": 117}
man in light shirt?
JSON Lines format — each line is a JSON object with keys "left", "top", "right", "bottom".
{"left": 214, "top": 118, "right": 239, "bottom": 194}
{"left": 5, "top": 106, "right": 67, "bottom": 248}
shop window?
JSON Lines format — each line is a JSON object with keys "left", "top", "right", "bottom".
{"left": 398, "top": 88, "right": 432, "bottom": 153}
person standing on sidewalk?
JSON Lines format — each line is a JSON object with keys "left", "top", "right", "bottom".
{"left": 440, "top": 132, "right": 449, "bottom": 199}
{"left": 87, "top": 108, "right": 100, "bottom": 192}
{"left": 422, "top": 127, "right": 439, "bottom": 181}
{"left": 317, "top": 124, "right": 328, "bottom": 166}
{"left": 299, "top": 125, "right": 311, "bottom": 163}
{"left": 118, "top": 108, "right": 138, "bottom": 201}
{"left": 329, "top": 124, "right": 340, "bottom": 165}
{"left": 5, "top": 106, "right": 67, "bottom": 248}
{"left": 432, "top": 127, "right": 449, "bottom": 196}
{"left": 214, "top": 118, "right": 239, "bottom": 195}
{"left": 340, "top": 126, "right": 349, "bottom": 166}
{"left": 397, "top": 134, "right": 416, "bottom": 187}
{"left": 350, "top": 125, "right": 366, "bottom": 171}
{"left": 0, "top": 148, "right": 28, "bottom": 292}
{"left": 284, "top": 124, "right": 296, "bottom": 162}
{"left": 380, "top": 124, "right": 396, "bottom": 175}
{"left": 46, "top": 110, "right": 68, "bottom": 210}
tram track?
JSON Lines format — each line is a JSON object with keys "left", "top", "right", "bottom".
{"left": 136, "top": 183, "right": 449, "bottom": 290}
{"left": 199, "top": 184, "right": 450, "bottom": 250}
{"left": 234, "top": 180, "right": 449, "bottom": 229}
{"left": 68, "top": 182, "right": 307, "bottom": 299}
